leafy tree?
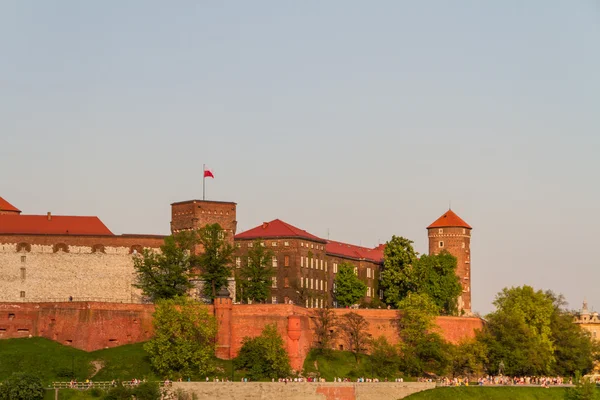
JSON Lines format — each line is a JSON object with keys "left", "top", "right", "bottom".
{"left": 197, "top": 223, "right": 235, "bottom": 300}
{"left": 379, "top": 236, "right": 418, "bottom": 307}
{"left": 104, "top": 382, "right": 160, "bottom": 400}
{"left": 370, "top": 336, "right": 401, "bottom": 377}
{"left": 413, "top": 252, "right": 462, "bottom": 315}
{"left": 0, "top": 373, "right": 44, "bottom": 400}
{"left": 396, "top": 293, "right": 450, "bottom": 376}
{"left": 479, "top": 285, "right": 556, "bottom": 376}
{"left": 339, "top": 312, "right": 371, "bottom": 362}
{"left": 450, "top": 339, "right": 488, "bottom": 378}
{"left": 237, "top": 239, "right": 276, "bottom": 303}
{"left": 133, "top": 234, "right": 195, "bottom": 301}
{"left": 565, "top": 373, "right": 599, "bottom": 400}
{"left": 548, "top": 292, "right": 599, "bottom": 376}
{"left": 312, "top": 307, "right": 338, "bottom": 355}
{"left": 144, "top": 296, "right": 217, "bottom": 378}
{"left": 334, "top": 263, "right": 367, "bottom": 307}
{"left": 234, "top": 324, "right": 291, "bottom": 380}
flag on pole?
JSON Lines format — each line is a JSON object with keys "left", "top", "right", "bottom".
{"left": 204, "top": 168, "right": 214, "bottom": 179}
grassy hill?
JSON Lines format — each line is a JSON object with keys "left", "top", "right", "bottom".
{"left": 0, "top": 337, "right": 240, "bottom": 385}
{"left": 404, "top": 386, "right": 573, "bottom": 399}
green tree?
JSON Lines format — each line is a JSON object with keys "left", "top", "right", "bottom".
{"left": 334, "top": 263, "right": 367, "bottom": 307}
{"left": 479, "top": 285, "right": 556, "bottom": 376}
{"left": 396, "top": 293, "right": 450, "bottom": 376}
{"left": 197, "top": 223, "right": 235, "bottom": 300}
{"left": 548, "top": 292, "right": 599, "bottom": 376}
{"left": 339, "top": 312, "right": 371, "bottom": 362}
{"left": 133, "top": 234, "right": 195, "bottom": 301}
{"left": 379, "top": 236, "right": 418, "bottom": 307}
{"left": 565, "top": 372, "right": 599, "bottom": 400}
{"left": 234, "top": 324, "right": 291, "bottom": 380}
{"left": 238, "top": 240, "right": 276, "bottom": 303}
{"left": 0, "top": 373, "right": 44, "bottom": 400}
{"left": 370, "top": 336, "right": 401, "bottom": 377}
{"left": 413, "top": 252, "right": 462, "bottom": 315}
{"left": 144, "top": 296, "right": 217, "bottom": 378}
{"left": 450, "top": 339, "right": 488, "bottom": 378}
{"left": 312, "top": 307, "right": 338, "bottom": 355}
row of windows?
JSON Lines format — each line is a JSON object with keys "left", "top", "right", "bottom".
{"left": 438, "top": 241, "right": 468, "bottom": 249}
{"left": 437, "top": 228, "right": 467, "bottom": 234}
{"left": 300, "top": 242, "right": 325, "bottom": 251}
{"left": 299, "top": 277, "right": 328, "bottom": 292}
{"left": 300, "top": 256, "right": 327, "bottom": 271}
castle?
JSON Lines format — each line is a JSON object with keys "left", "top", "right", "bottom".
{"left": 0, "top": 195, "right": 473, "bottom": 313}
{"left": 0, "top": 195, "right": 480, "bottom": 368}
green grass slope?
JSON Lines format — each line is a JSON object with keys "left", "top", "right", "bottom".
{"left": 302, "top": 349, "right": 409, "bottom": 382}
{"left": 404, "top": 386, "right": 573, "bottom": 400}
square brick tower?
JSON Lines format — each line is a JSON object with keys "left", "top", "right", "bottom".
{"left": 170, "top": 200, "right": 237, "bottom": 244}
{"left": 427, "top": 210, "right": 472, "bottom": 314}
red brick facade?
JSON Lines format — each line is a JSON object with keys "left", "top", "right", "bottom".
{"left": 0, "top": 302, "right": 483, "bottom": 370}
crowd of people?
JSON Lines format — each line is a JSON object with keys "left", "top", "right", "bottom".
{"left": 437, "top": 375, "right": 571, "bottom": 387}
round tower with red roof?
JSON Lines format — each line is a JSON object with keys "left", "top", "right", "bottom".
{"left": 427, "top": 209, "right": 472, "bottom": 314}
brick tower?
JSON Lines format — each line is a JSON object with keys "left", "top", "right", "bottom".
{"left": 170, "top": 200, "right": 237, "bottom": 244}
{"left": 427, "top": 209, "right": 472, "bottom": 314}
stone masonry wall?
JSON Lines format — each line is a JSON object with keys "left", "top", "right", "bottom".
{"left": 0, "top": 234, "right": 163, "bottom": 303}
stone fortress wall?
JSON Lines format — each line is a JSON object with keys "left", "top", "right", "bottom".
{"left": 0, "top": 234, "right": 164, "bottom": 303}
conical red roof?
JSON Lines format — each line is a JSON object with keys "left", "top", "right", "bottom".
{"left": 427, "top": 209, "right": 471, "bottom": 229}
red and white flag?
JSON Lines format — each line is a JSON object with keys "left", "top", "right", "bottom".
{"left": 204, "top": 168, "right": 214, "bottom": 178}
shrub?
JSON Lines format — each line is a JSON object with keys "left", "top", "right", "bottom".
{"left": 0, "top": 373, "right": 45, "bottom": 400}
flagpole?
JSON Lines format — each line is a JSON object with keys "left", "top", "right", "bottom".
{"left": 203, "top": 164, "right": 205, "bottom": 201}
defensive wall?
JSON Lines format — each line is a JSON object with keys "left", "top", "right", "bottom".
{"left": 0, "top": 302, "right": 484, "bottom": 369}
{"left": 168, "top": 381, "right": 436, "bottom": 400}
{"left": 0, "top": 234, "right": 164, "bottom": 303}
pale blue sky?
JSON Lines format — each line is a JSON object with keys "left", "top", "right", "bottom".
{"left": 1, "top": 1, "right": 599, "bottom": 314}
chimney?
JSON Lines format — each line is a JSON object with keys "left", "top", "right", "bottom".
{"left": 47, "top": 212, "right": 52, "bottom": 221}
{"left": 262, "top": 222, "right": 268, "bottom": 229}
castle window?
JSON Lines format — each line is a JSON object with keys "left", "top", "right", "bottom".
{"left": 271, "top": 241, "right": 277, "bottom": 247}
{"left": 260, "top": 242, "right": 265, "bottom": 247}
{"left": 462, "top": 242, "right": 465, "bottom": 249}
{"left": 235, "top": 243, "right": 241, "bottom": 248}
{"left": 325, "top": 261, "right": 328, "bottom": 272}
{"left": 305, "top": 298, "right": 309, "bottom": 308}
{"left": 248, "top": 242, "right": 253, "bottom": 248}
{"left": 272, "top": 256, "right": 278, "bottom": 267}
{"left": 310, "top": 258, "right": 313, "bottom": 269}
{"left": 379, "top": 289, "right": 384, "bottom": 299}
{"left": 271, "top": 296, "right": 278, "bottom": 304}
{"left": 311, "top": 244, "right": 314, "bottom": 249}
{"left": 271, "top": 277, "right": 277, "bottom": 288}
{"left": 310, "top": 279, "right": 314, "bottom": 289}
{"left": 284, "top": 256, "right": 290, "bottom": 267}
{"left": 235, "top": 257, "right": 241, "bottom": 268}
{"left": 325, "top": 281, "right": 328, "bottom": 292}
{"left": 20, "top": 268, "right": 26, "bottom": 280}
{"left": 19, "top": 291, "right": 25, "bottom": 298}
{"left": 300, "top": 278, "right": 304, "bottom": 288}
{"left": 439, "top": 241, "right": 444, "bottom": 248}
{"left": 333, "top": 263, "right": 338, "bottom": 274}
{"left": 301, "top": 242, "right": 304, "bottom": 247}
{"left": 367, "top": 268, "right": 371, "bottom": 278}
{"left": 284, "top": 277, "right": 290, "bottom": 288}
{"left": 284, "top": 241, "right": 289, "bottom": 247}
{"left": 463, "top": 229, "right": 466, "bottom": 234}
{"left": 439, "top": 229, "right": 443, "bottom": 234}
{"left": 367, "top": 287, "right": 371, "bottom": 297}
{"left": 320, "top": 280, "right": 323, "bottom": 291}
{"left": 354, "top": 267, "right": 358, "bottom": 275}
{"left": 320, "top": 260, "right": 323, "bottom": 270}
{"left": 301, "top": 256, "right": 304, "bottom": 267}
{"left": 21, "top": 256, "right": 26, "bottom": 263}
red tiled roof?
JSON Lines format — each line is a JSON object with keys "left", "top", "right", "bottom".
{"left": 0, "top": 197, "right": 20, "bottom": 213}
{"left": 0, "top": 214, "right": 113, "bottom": 235}
{"left": 325, "top": 241, "right": 385, "bottom": 264}
{"left": 427, "top": 209, "right": 472, "bottom": 229}
{"left": 234, "top": 219, "right": 326, "bottom": 243}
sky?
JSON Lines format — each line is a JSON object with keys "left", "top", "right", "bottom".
{"left": 1, "top": 1, "right": 599, "bottom": 315}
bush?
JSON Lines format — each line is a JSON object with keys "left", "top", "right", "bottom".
{"left": 89, "top": 387, "right": 103, "bottom": 397}
{"left": 132, "top": 382, "right": 160, "bottom": 400}
{"left": 0, "top": 373, "right": 45, "bottom": 400}
{"left": 234, "top": 324, "right": 291, "bottom": 380}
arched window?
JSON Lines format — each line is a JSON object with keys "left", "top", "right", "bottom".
{"left": 91, "top": 244, "right": 105, "bottom": 254}
{"left": 53, "top": 243, "right": 69, "bottom": 253}
{"left": 16, "top": 243, "right": 31, "bottom": 253}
